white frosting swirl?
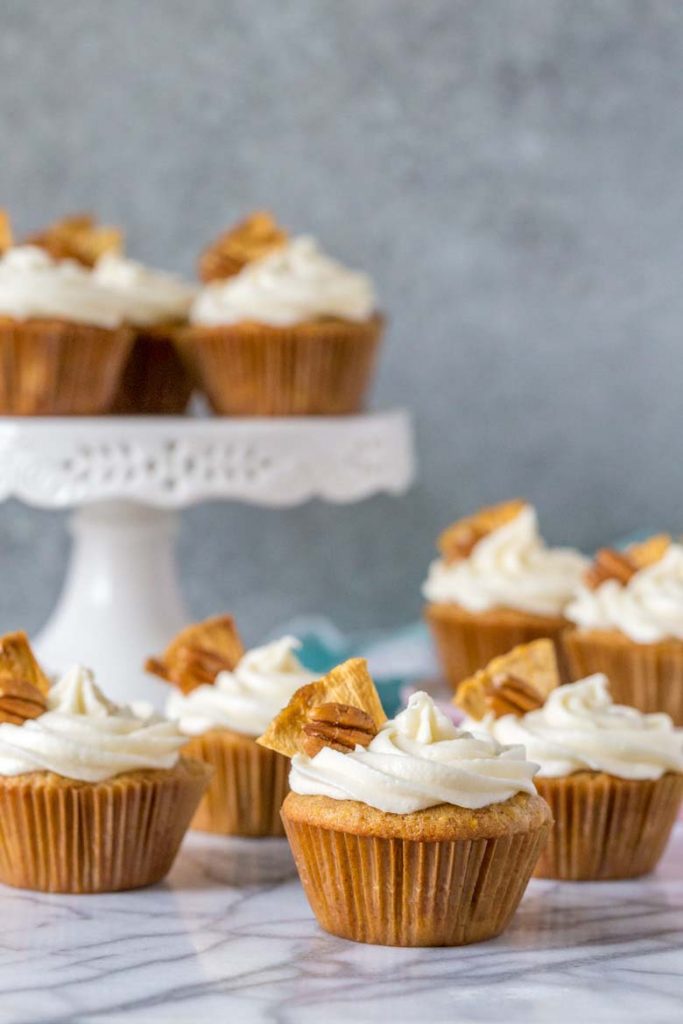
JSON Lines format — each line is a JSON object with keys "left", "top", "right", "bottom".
{"left": 567, "top": 544, "right": 683, "bottom": 643}
{"left": 190, "top": 235, "right": 376, "bottom": 327}
{"left": 289, "top": 691, "right": 539, "bottom": 814}
{"left": 92, "top": 253, "right": 196, "bottom": 327}
{"left": 166, "top": 636, "right": 316, "bottom": 738}
{"left": 422, "top": 505, "right": 588, "bottom": 616}
{"left": 0, "top": 665, "right": 185, "bottom": 783}
{"left": 0, "top": 246, "right": 128, "bottom": 328}
{"left": 482, "top": 675, "right": 683, "bottom": 779}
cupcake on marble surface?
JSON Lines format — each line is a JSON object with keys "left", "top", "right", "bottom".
{"left": 179, "top": 211, "right": 383, "bottom": 415}
{"left": 565, "top": 534, "right": 683, "bottom": 724}
{"left": 0, "top": 634, "right": 210, "bottom": 893}
{"left": 259, "top": 658, "right": 551, "bottom": 947}
{"left": 423, "top": 499, "right": 588, "bottom": 690}
{"left": 148, "top": 616, "right": 316, "bottom": 837}
{"left": 0, "top": 213, "right": 133, "bottom": 415}
{"left": 458, "top": 639, "right": 683, "bottom": 880}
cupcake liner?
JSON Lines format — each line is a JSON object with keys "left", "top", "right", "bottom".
{"left": 109, "top": 324, "right": 194, "bottom": 415}
{"left": 425, "top": 602, "right": 570, "bottom": 692}
{"left": 177, "top": 314, "right": 384, "bottom": 416}
{"left": 0, "top": 318, "right": 133, "bottom": 415}
{"left": 282, "top": 809, "right": 550, "bottom": 946}
{"left": 184, "top": 729, "right": 289, "bottom": 837}
{"left": 0, "top": 758, "right": 210, "bottom": 893}
{"left": 564, "top": 630, "right": 683, "bottom": 725}
{"left": 534, "top": 772, "right": 683, "bottom": 880}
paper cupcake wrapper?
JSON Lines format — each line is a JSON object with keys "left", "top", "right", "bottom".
{"left": 0, "top": 318, "right": 132, "bottom": 415}
{"left": 534, "top": 772, "right": 683, "bottom": 880}
{"left": 425, "top": 602, "right": 570, "bottom": 692}
{"left": 282, "top": 811, "right": 550, "bottom": 946}
{"left": 0, "top": 759, "right": 210, "bottom": 893}
{"left": 109, "top": 324, "right": 194, "bottom": 415}
{"left": 564, "top": 630, "right": 683, "bottom": 725}
{"left": 177, "top": 315, "right": 384, "bottom": 416}
{"left": 184, "top": 731, "right": 289, "bottom": 837}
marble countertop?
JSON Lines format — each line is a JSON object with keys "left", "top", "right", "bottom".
{"left": 2, "top": 825, "right": 681, "bottom": 1024}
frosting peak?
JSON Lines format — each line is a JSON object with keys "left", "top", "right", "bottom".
{"left": 567, "top": 544, "right": 683, "bottom": 643}
{"left": 289, "top": 691, "right": 539, "bottom": 814}
{"left": 483, "top": 675, "right": 683, "bottom": 779}
{"left": 190, "top": 235, "right": 376, "bottom": 327}
{"left": 0, "top": 665, "right": 186, "bottom": 783}
{"left": 167, "top": 635, "right": 316, "bottom": 738}
{"left": 422, "top": 505, "right": 588, "bottom": 616}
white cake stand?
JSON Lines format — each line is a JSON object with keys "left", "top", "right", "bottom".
{"left": 0, "top": 411, "right": 415, "bottom": 707}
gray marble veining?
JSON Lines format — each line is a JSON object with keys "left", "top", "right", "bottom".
{"left": 1, "top": 825, "right": 681, "bottom": 1023}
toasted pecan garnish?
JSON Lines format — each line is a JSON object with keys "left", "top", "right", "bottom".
{"left": 0, "top": 210, "right": 12, "bottom": 254}
{"left": 26, "top": 213, "right": 122, "bottom": 267}
{"left": 145, "top": 615, "right": 244, "bottom": 694}
{"left": 302, "top": 702, "right": 377, "bottom": 757}
{"left": 198, "top": 210, "right": 287, "bottom": 282}
{"left": 438, "top": 499, "right": 526, "bottom": 563}
{"left": 258, "top": 657, "right": 386, "bottom": 758}
{"left": 0, "top": 631, "right": 50, "bottom": 696}
{"left": 584, "top": 548, "right": 636, "bottom": 590}
{"left": 455, "top": 639, "right": 559, "bottom": 720}
{"left": 0, "top": 678, "right": 47, "bottom": 725}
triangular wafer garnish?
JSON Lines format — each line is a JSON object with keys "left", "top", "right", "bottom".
{"left": 627, "top": 534, "right": 670, "bottom": 569}
{"left": 26, "top": 213, "right": 123, "bottom": 267}
{"left": 454, "top": 639, "right": 559, "bottom": 720}
{"left": 257, "top": 657, "right": 387, "bottom": 758}
{"left": 0, "top": 631, "right": 51, "bottom": 696}
{"left": 198, "top": 210, "right": 288, "bottom": 282}
{"left": 145, "top": 615, "right": 244, "bottom": 694}
{"left": 0, "top": 210, "right": 13, "bottom": 254}
{"left": 438, "top": 499, "right": 526, "bottom": 563}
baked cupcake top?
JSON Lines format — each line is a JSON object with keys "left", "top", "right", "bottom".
{"left": 191, "top": 235, "right": 376, "bottom": 327}
{"left": 566, "top": 535, "right": 683, "bottom": 643}
{"left": 423, "top": 500, "right": 588, "bottom": 617}
{"left": 288, "top": 690, "right": 539, "bottom": 814}
{"left": 0, "top": 245, "right": 129, "bottom": 329}
{"left": 477, "top": 674, "right": 683, "bottom": 780}
{"left": 92, "top": 252, "right": 196, "bottom": 327}
{"left": 0, "top": 665, "right": 186, "bottom": 783}
{"left": 166, "top": 635, "right": 316, "bottom": 738}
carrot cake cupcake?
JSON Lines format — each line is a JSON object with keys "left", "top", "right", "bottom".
{"left": 258, "top": 658, "right": 551, "bottom": 946}
{"left": 0, "top": 635, "right": 209, "bottom": 893}
{"left": 0, "top": 213, "right": 132, "bottom": 414}
{"left": 565, "top": 534, "right": 683, "bottom": 723}
{"left": 180, "top": 211, "right": 383, "bottom": 415}
{"left": 423, "top": 500, "right": 587, "bottom": 689}
{"left": 148, "top": 616, "right": 316, "bottom": 836}
{"left": 457, "top": 639, "right": 683, "bottom": 879}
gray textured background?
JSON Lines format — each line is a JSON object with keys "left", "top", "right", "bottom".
{"left": 1, "top": 0, "right": 682, "bottom": 644}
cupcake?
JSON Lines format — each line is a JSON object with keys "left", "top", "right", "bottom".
{"left": 258, "top": 658, "right": 551, "bottom": 946}
{"left": 92, "top": 251, "right": 197, "bottom": 415}
{"left": 0, "top": 634, "right": 210, "bottom": 893}
{"left": 457, "top": 639, "right": 683, "bottom": 880}
{"left": 423, "top": 500, "right": 588, "bottom": 690}
{"left": 564, "top": 535, "right": 683, "bottom": 724}
{"left": 0, "top": 213, "right": 133, "bottom": 415}
{"left": 179, "top": 211, "right": 383, "bottom": 415}
{"left": 147, "top": 616, "right": 316, "bottom": 836}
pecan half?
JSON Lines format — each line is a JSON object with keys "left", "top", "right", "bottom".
{"left": 584, "top": 548, "right": 636, "bottom": 590}
{"left": 485, "top": 674, "right": 545, "bottom": 718}
{"left": 26, "top": 213, "right": 122, "bottom": 267}
{"left": 302, "top": 702, "right": 377, "bottom": 757}
{"left": 199, "top": 211, "right": 287, "bottom": 282}
{"left": 0, "top": 679, "right": 47, "bottom": 725}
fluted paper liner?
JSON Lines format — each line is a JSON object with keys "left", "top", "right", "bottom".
{"left": 282, "top": 810, "right": 550, "bottom": 947}
{"left": 564, "top": 629, "right": 683, "bottom": 725}
{"left": 426, "top": 602, "right": 570, "bottom": 691}
{"left": 534, "top": 772, "right": 683, "bottom": 880}
{"left": 0, "top": 318, "right": 132, "bottom": 415}
{"left": 109, "top": 324, "right": 194, "bottom": 415}
{"left": 0, "top": 758, "right": 210, "bottom": 893}
{"left": 177, "top": 314, "right": 384, "bottom": 416}
{"left": 184, "top": 730, "right": 289, "bottom": 837}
